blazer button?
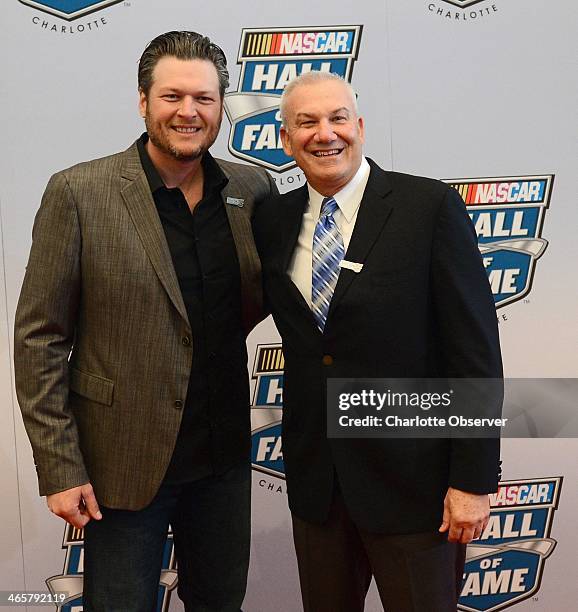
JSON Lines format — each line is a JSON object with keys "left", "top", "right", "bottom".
{"left": 322, "top": 355, "right": 333, "bottom": 366}
{"left": 174, "top": 399, "right": 183, "bottom": 409}
{"left": 182, "top": 336, "right": 191, "bottom": 347}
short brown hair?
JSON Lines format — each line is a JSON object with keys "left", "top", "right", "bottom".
{"left": 138, "top": 31, "right": 229, "bottom": 97}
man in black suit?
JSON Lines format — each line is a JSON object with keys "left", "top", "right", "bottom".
{"left": 254, "top": 71, "right": 502, "bottom": 611}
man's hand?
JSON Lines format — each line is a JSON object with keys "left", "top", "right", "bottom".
{"left": 438, "top": 486, "right": 490, "bottom": 544}
{"left": 47, "top": 483, "right": 102, "bottom": 529}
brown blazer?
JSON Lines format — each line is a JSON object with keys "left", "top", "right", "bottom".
{"left": 14, "top": 141, "right": 276, "bottom": 510}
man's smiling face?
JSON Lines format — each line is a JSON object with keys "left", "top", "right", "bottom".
{"left": 139, "top": 56, "right": 223, "bottom": 162}
{"left": 280, "top": 78, "right": 364, "bottom": 196}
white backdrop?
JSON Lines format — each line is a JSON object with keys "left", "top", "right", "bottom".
{"left": 1, "top": 1, "right": 576, "bottom": 611}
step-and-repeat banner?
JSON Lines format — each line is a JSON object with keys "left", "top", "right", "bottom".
{"left": 1, "top": 1, "right": 576, "bottom": 610}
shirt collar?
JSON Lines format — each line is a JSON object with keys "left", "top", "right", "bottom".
{"left": 136, "top": 132, "right": 228, "bottom": 195}
{"left": 307, "top": 157, "right": 371, "bottom": 222}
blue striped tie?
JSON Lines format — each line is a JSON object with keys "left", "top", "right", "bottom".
{"left": 312, "top": 197, "right": 344, "bottom": 331}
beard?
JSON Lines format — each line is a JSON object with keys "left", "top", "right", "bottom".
{"left": 144, "top": 110, "right": 221, "bottom": 163}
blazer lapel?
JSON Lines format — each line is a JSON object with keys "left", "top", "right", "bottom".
{"left": 119, "top": 144, "right": 189, "bottom": 326}
{"left": 221, "top": 177, "right": 263, "bottom": 330}
{"left": 221, "top": 178, "right": 259, "bottom": 278}
{"left": 328, "top": 160, "right": 394, "bottom": 317}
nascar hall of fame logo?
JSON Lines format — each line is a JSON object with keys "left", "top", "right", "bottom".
{"left": 46, "top": 524, "right": 177, "bottom": 611}
{"left": 446, "top": 175, "right": 553, "bottom": 308}
{"left": 459, "top": 477, "right": 562, "bottom": 612}
{"left": 19, "top": 0, "right": 122, "bottom": 20}
{"left": 224, "top": 26, "right": 362, "bottom": 172}
{"left": 427, "top": 0, "right": 499, "bottom": 21}
{"left": 251, "top": 344, "right": 285, "bottom": 478}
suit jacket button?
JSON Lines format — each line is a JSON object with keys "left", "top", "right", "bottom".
{"left": 174, "top": 399, "right": 183, "bottom": 409}
{"left": 182, "top": 336, "right": 191, "bottom": 347}
{"left": 322, "top": 355, "right": 333, "bottom": 366}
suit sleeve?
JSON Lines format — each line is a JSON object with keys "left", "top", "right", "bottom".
{"left": 430, "top": 186, "right": 503, "bottom": 493}
{"left": 14, "top": 172, "right": 89, "bottom": 496}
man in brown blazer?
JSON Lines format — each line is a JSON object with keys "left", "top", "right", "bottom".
{"left": 14, "top": 31, "right": 276, "bottom": 612}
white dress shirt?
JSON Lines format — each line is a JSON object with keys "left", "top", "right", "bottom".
{"left": 288, "top": 157, "right": 371, "bottom": 307}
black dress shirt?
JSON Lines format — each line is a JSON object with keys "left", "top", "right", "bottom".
{"left": 137, "top": 134, "right": 245, "bottom": 483}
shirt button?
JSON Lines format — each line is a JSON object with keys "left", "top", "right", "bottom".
{"left": 182, "top": 336, "right": 191, "bottom": 347}
{"left": 322, "top": 355, "right": 333, "bottom": 366}
{"left": 174, "top": 400, "right": 183, "bottom": 409}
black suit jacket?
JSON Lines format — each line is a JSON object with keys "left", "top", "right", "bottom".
{"left": 254, "top": 159, "right": 502, "bottom": 534}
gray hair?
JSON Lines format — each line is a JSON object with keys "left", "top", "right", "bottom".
{"left": 279, "top": 71, "right": 359, "bottom": 127}
{"left": 138, "top": 31, "right": 229, "bottom": 97}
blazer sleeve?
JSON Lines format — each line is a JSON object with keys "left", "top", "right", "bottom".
{"left": 257, "top": 171, "right": 279, "bottom": 320}
{"left": 251, "top": 175, "right": 284, "bottom": 318}
{"left": 430, "top": 186, "right": 503, "bottom": 494}
{"left": 14, "top": 172, "right": 89, "bottom": 496}
{"left": 262, "top": 168, "right": 280, "bottom": 204}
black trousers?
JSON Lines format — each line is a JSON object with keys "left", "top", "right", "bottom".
{"left": 291, "top": 488, "right": 465, "bottom": 612}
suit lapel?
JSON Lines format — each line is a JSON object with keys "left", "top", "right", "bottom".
{"left": 280, "top": 185, "right": 309, "bottom": 273}
{"left": 119, "top": 144, "right": 189, "bottom": 326}
{"left": 328, "top": 160, "right": 394, "bottom": 318}
{"left": 277, "top": 186, "right": 320, "bottom": 329}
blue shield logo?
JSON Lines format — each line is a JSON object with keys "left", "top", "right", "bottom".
{"left": 446, "top": 175, "right": 553, "bottom": 308}
{"left": 225, "top": 26, "right": 362, "bottom": 171}
{"left": 251, "top": 344, "right": 285, "bottom": 478}
{"left": 459, "top": 477, "right": 562, "bottom": 611}
{"left": 19, "top": 1, "right": 122, "bottom": 20}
